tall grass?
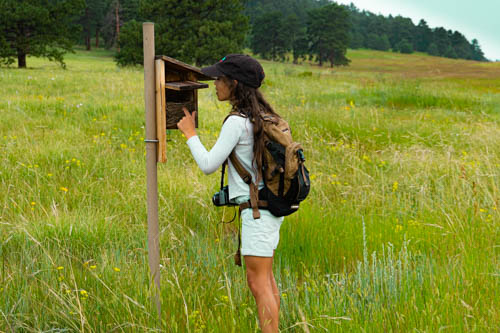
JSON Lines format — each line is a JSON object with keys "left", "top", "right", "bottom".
{"left": 1, "top": 49, "right": 499, "bottom": 331}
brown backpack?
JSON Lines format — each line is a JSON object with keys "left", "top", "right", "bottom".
{"left": 222, "top": 110, "right": 310, "bottom": 219}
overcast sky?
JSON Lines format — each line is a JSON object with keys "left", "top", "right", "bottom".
{"left": 335, "top": 0, "right": 500, "bottom": 61}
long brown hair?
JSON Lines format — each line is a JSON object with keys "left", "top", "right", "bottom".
{"left": 221, "top": 76, "right": 279, "bottom": 179}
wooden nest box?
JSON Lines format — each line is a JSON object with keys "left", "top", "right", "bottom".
{"left": 154, "top": 55, "right": 213, "bottom": 162}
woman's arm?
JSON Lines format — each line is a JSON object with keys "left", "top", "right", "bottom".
{"left": 185, "top": 116, "right": 242, "bottom": 175}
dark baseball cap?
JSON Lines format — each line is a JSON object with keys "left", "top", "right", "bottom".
{"left": 201, "top": 54, "right": 265, "bottom": 89}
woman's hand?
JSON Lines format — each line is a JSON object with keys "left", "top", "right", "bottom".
{"left": 177, "top": 107, "right": 197, "bottom": 139}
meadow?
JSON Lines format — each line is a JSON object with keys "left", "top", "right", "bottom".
{"left": 1, "top": 48, "right": 499, "bottom": 332}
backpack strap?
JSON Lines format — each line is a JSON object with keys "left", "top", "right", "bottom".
{"left": 222, "top": 110, "right": 261, "bottom": 219}
{"left": 223, "top": 110, "right": 247, "bottom": 124}
{"left": 229, "top": 151, "right": 261, "bottom": 220}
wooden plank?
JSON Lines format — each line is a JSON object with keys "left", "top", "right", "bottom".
{"left": 165, "top": 80, "right": 209, "bottom": 91}
{"left": 155, "top": 55, "right": 214, "bottom": 81}
{"left": 193, "top": 90, "right": 198, "bottom": 129}
{"left": 155, "top": 59, "right": 167, "bottom": 163}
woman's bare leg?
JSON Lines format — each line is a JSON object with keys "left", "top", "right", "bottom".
{"left": 245, "top": 256, "right": 279, "bottom": 333}
{"left": 269, "top": 255, "right": 280, "bottom": 312}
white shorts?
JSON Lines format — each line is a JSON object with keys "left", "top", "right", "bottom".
{"left": 240, "top": 208, "right": 284, "bottom": 257}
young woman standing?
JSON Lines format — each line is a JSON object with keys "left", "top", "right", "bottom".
{"left": 177, "top": 54, "right": 283, "bottom": 333}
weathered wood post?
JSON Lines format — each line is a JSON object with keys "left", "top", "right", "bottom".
{"left": 142, "top": 22, "right": 162, "bottom": 319}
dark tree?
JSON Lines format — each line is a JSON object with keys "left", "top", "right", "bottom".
{"left": 245, "top": 0, "right": 329, "bottom": 26}
{"left": 397, "top": 39, "right": 413, "bottom": 54}
{"left": 389, "top": 16, "right": 415, "bottom": 51}
{"left": 349, "top": 32, "right": 364, "bottom": 49}
{"left": 0, "top": 0, "right": 85, "bottom": 68}
{"left": 415, "top": 19, "right": 432, "bottom": 52}
{"left": 115, "top": 19, "right": 141, "bottom": 64}
{"left": 427, "top": 43, "right": 439, "bottom": 56}
{"left": 366, "top": 33, "right": 390, "bottom": 51}
{"left": 79, "top": 0, "right": 108, "bottom": 50}
{"left": 444, "top": 45, "right": 457, "bottom": 59}
{"left": 283, "top": 14, "right": 309, "bottom": 64}
{"left": 251, "top": 12, "right": 289, "bottom": 61}
{"left": 100, "top": 0, "right": 140, "bottom": 50}
{"left": 470, "top": 39, "right": 486, "bottom": 61}
{"left": 307, "top": 3, "right": 350, "bottom": 67}
{"left": 117, "top": 0, "right": 248, "bottom": 66}
{"left": 450, "top": 31, "right": 472, "bottom": 59}
{"left": 431, "top": 27, "right": 450, "bottom": 56}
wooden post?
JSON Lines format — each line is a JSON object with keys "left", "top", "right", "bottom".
{"left": 155, "top": 59, "right": 167, "bottom": 163}
{"left": 143, "top": 22, "right": 161, "bottom": 320}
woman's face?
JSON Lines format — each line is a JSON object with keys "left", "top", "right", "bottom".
{"left": 214, "top": 77, "right": 235, "bottom": 101}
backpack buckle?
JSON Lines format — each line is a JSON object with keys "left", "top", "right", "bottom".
{"left": 242, "top": 175, "right": 252, "bottom": 184}
{"left": 297, "top": 149, "right": 306, "bottom": 162}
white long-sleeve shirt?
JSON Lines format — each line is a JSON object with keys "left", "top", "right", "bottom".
{"left": 186, "top": 115, "right": 263, "bottom": 200}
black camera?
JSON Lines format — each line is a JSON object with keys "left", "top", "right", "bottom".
{"left": 212, "top": 186, "right": 237, "bottom": 207}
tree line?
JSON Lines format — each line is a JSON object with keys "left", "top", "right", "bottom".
{"left": 0, "top": 0, "right": 487, "bottom": 68}
{"left": 346, "top": 4, "right": 486, "bottom": 61}
{"left": 247, "top": 1, "right": 486, "bottom": 63}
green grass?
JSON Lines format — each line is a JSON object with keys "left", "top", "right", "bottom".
{"left": 1, "top": 49, "right": 499, "bottom": 332}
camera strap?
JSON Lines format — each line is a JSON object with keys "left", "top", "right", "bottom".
{"left": 220, "top": 160, "right": 227, "bottom": 191}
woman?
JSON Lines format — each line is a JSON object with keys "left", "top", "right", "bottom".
{"left": 177, "top": 54, "right": 283, "bottom": 333}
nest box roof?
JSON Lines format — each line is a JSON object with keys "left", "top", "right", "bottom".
{"left": 155, "top": 55, "right": 214, "bottom": 81}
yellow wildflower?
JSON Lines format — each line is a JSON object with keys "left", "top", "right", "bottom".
{"left": 113, "top": 267, "right": 120, "bottom": 272}
{"left": 392, "top": 181, "right": 398, "bottom": 192}
{"left": 60, "top": 187, "right": 68, "bottom": 192}
{"left": 31, "top": 202, "right": 36, "bottom": 206}
{"left": 57, "top": 266, "right": 64, "bottom": 270}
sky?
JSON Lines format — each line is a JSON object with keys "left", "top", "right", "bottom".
{"left": 335, "top": 0, "right": 500, "bottom": 61}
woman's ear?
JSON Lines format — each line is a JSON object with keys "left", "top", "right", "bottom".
{"left": 233, "top": 79, "right": 238, "bottom": 87}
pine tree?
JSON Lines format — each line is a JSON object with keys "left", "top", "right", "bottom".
{"left": 431, "top": 27, "right": 451, "bottom": 56}
{"left": 117, "top": 0, "right": 248, "bottom": 66}
{"left": 0, "top": 0, "right": 85, "bottom": 68}
{"left": 389, "top": 16, "right": 415, "bottom": 51}
{"left": 79, "top": 0, "right": 108, "bottom": 50}
{"left": 427, "top": 43, "right": 439, "bottom": 56}
{"left": 283, "top": 14, "right": 308, "bottom": 64}
{"left": 470, "top": 39, "right": 486, "bottom": 61}
{"left": 415, "top": 19, "right": 432, "bottom": 52}
{"left": 379, "top": 34, "right": 391, "bottom": 51}
{"left": 251, "top": 12, "right": 289, "bottom": 61}
{"left": 397, "top": 39, "right": 413, "bottom": 54}
{"left": 444, "top": 45, "right": 457, "bottom": 59}
{"left": 349, "top": 32, "right": 364, "bottom": 49}
{"left": 307, "top": 3, "right": 350, "bottom": 67}
{"left": 450, "top": 31, "right": 472, "bottom": 59}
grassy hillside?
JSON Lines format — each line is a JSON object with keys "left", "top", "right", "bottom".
{"left": 1, "top": 49, "right": 499, "bottom": 332}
